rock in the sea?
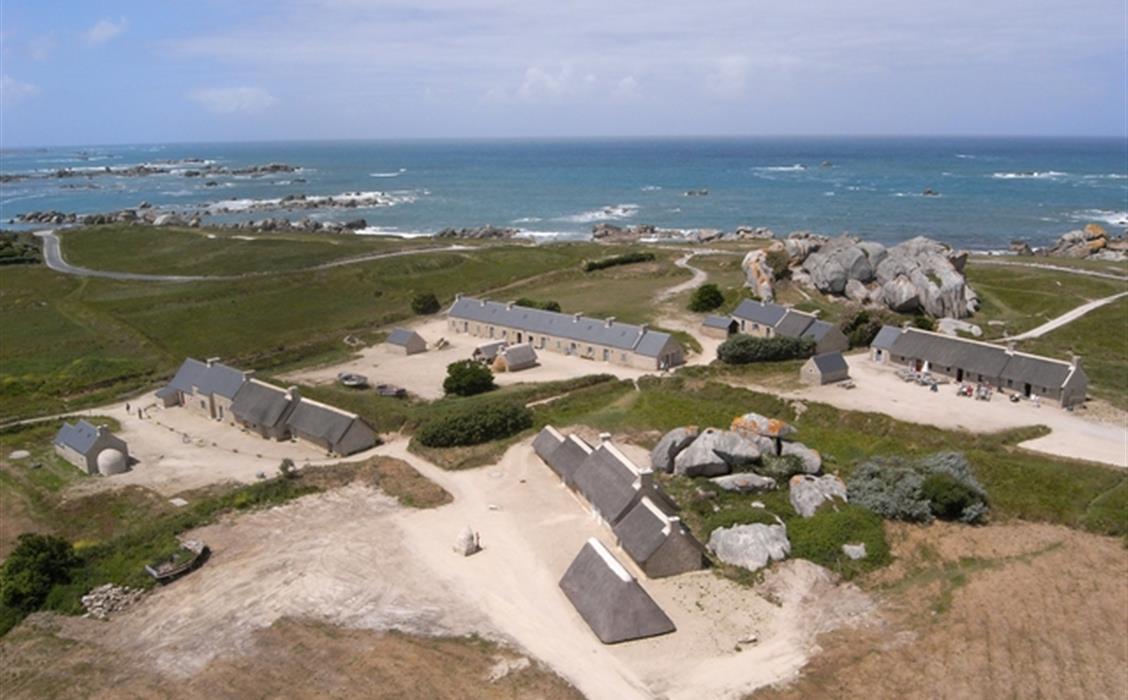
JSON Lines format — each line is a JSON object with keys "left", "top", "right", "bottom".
{"left": 1041, "top": 224, "right": 1118, "bottom": 259}
{"left": 673, "top": 428, "right": 761, "bottom": 477}
{"left": 708, "top": 523, "right": 790, "bottom": 572}
{"left": 780, "top": 441, "right": 822, "bottom": 474}
{"left": 651, "top": 426, "right": 699, "bottom": 473}
{"left": 711, "top": 472, "right": 777, "bottom": 492}
{"left": 842, "top": 543, "right": 867, "bottom": 560}
{"left": 1009, "top": 239, "right": 1033, "bottom": 256}
{"left": 343, "top": 218, "right": 368, "bottom": 230}
{"left": 789, "top": 474, "right": 848, "bottom": 518}
{"left": 733, "top": 226, "right": 776, "bottom": 240}
{"left": 435, "top": 225, "right": 518, "bottom": 239}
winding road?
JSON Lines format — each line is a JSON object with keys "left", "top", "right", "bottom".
{"left": 34, "top": 230, "right": 470, "bottom": 283}
{"left": 655, "top": 251, "right": 709, "bottom": 301}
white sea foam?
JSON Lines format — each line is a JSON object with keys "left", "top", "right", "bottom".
{"left": 1081, "top": 173, "right": 1128, "bottom": 180}
{"left": 753, "top": 164, "right": 806, "bottom": 172}
{"left": 991, "top": 171, "right": 1067, "bottom": 180}
{"left": 558, "top": 203, "right": 639, "bottom": 223}
{"left": 160, "top": 189, "right": 195, "bottom": 197}
{"left": 354, "top": 226, "right": 433, "bottom": 238}
{"left": 511, "top": 216, "right": 543, "bottom": 224}
{"left": 207, "top": 189, "right": 419, "bottom": 213}
{"left": 370, "top": 168, "right": 406, "bottom": 178}
{"left": 640, "top": 185, "right": 662, "bottom": 191}
{"left": 954, "top": 154, "right": 977, "bottom": 159}
{"left": 1069, "top": 209, "right": 1128, "bottom": 226}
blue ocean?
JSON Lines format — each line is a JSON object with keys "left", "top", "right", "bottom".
{"left": 1, "top": 137, "right": 1124, "bottom": 249}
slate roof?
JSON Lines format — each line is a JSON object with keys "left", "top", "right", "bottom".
{"left": 613, "top": 497, "right": 674, "bottom": 566}
{"left": 547, "top": 435, "right": 593, "bottom": 487}
{"left": 503, "top": 343, "right": 538, "bottom": 368}
{"left": 449, "top": 297, "right": 676, "bottom": 358}
{"left": 801, "top": 319, "right": 838, "bottom": 343}
{"left": 559, "top": 538, "right": 676, "bottom": 644}
{"left": 231, "top": 379, "right": 294, "bottom": 429}
{"left": 54, "top": 419, "right": 101, "bottom": 455}
{"left": 166, "top": 357, "right": 246, "bottom": 399}
{"left": 287, "top": 398, "right": 363, "bottom": 446}
{"left": 702, "top": 314, "right": 733, "bottom": 329}
{"left": 775, "top": 310, "right": 816, "bottom": 338}
{"left": 387, "top": 328, "right": 421, "bottom": 346}
{"left": 533, "top": 426, "right": 565, "bottom": 463}
{"left": 572, "top": 444, "right": 641, "bottom": 525}
{"left": 811, "top": 352, "right": 849, "bottom": 375}
{"left": 732, "top": 299, "right": 789, "bottom": 327}
{"left": 474, "top": 341, "right": 507, "bottom": 361}
{"left": 998, "top": 352, "right": 1072, "bottom": 388}
{"left": 885, "top": 328, "right": 1076, "bottom": 388}
{"left": 871, "top": 325, "right": 901, "bottom": 350}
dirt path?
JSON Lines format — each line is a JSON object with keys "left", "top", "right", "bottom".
{"left": 973, "top": 257, "right": 1128, "bottom": 281}
{"left": 1006, "top": 290, "right": 1128, "bottom": 340}
{"left": 656, "top": 252, "right": 708, "bottom": 301}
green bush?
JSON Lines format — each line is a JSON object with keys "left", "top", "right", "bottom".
{"left": 0, "top": 534, "right": 78, "bottom": 613}
{"left": 756, "top": 453, "right": 806, "bottom": 481}
{"left": 764, "top": 248, "right": 792, "bottom": 281}
{"left": 582, "top": 251, "right": 655, "bottom": 272}
{"left": 717, "top": 334, "right": 815, "bottom": 364}
{"left": 840, "top": 309, "right": 884, "bottom": 349}
{"left": 788, "top": 505, "right": 891, "bottom": 578}
{"left": 848, "top": 452, "right": 989, "bottom": 524}
{"left": 688, "top": 283, "right": 725, "bottom": 312}
{"left": 411, "top": 292, "right": 441, "bottom": 315}
{"left": 922, "top": 472, "right": 982, "bottom": 520}
{"left": 416, "top": 400, "right": 533, "bottom": 448}
{"left": 443, "top": 360, "right": 496, "bottom": 397}
{"left": 515, "top": 298, "right": 561, "bottom": 312}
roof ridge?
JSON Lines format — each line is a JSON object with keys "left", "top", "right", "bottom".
{"left": 904, "top": 327, "right": 1072, "bottom": 368}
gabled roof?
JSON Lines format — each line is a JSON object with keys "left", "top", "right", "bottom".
{"left": 885, "top": 327, "right": 1077, "bottom": 388}
{"left": 871, "top": 325, "right": 901, "bottom": 350}
{"left": 166, "top": 357, "right": 246, "bottom": 399}
{"left": 702, "top": 314, "right": 733, "bottom": 329}
{"left": 572, "top": 443, "right": 642, "bottom": 525}
{"left": 54, "top": 419, "right": 101, "bottom": 455}
{"left": 775, "top": 310, "right": 816, "bottom": 338}
{"left": 231, "top": 379, "right": 294, "bottom": 428}
{"left": 387, "top": 328, "right": 422, "bottom": 346}
{"left": 811, "top": 352, "right": 848, "bottom": 374}
{"left": 732, "top": 299, "right": 788, "bottom": 327}
{"left": 449, "top": 297, "right": 676, "bottom": 356}
{"left": 998, "top": 352, "right": 1071, "bottom": 388}
{"left": 613, "top": 497, "right": 682, "bottom": 566}
{"left": 167, "top": 358, "right": 208, "bottom": 395}
{"left": 543, "top": 434, "right": 592, "bottom": 485}
{"left": 559, "top": 538, "right": 676, "bottom": 644}
{"left": 503, "top": 343, "right": 538, "bottom": 366}
{"left": 533, "top": 426, "right": 565, "bottom": 463}
{"left": 801, "top": 319, "right": 838, "bottom": 343}
{"left": 287, "top": 398, "right": 363, "bottom": 446}
{"left": 474, "top": 341, "right": 507, "bottom": 360}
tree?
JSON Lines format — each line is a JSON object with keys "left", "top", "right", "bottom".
{"left": 443, "top": 360, "right": 496, "bottom": 396}
{"left": 688, "top": 283, "right": 725, "bottom": 312}
{"left": 411, "top": 292, "right": 441, "bottom": 315}
{"left": 840, "top": 309, "right": 884, "bottom": 349}
{"left": 0, "top": 534, "right": 77, "bottom": 612}
{"left": 764, "top": 248, "right": 792, "bottom": 281}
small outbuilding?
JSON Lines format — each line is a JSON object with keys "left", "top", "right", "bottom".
{"left": 386, "top": 328, "right": 427, "bottom": 355}
{"left": 499, "top": 343, "right": 538, "bottom": 371}
{"left": 53, "top": 420, "right": 131, "bottom": 476}
{"left": 472, "top": 341, "right": 507, "bottom": 364}
{"left": 612, "top": 497, "right": 706, "bottom": 579}
{"left": 559, "top": 538, "right": 676, "bottom": 644}
{"left": 701, "top": 315, "right": 737, "bottom": 339}
{"left": 801, "top": 352, "right": 850, "bottom": 385}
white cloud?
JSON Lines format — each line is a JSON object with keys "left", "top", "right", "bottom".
{"left": 27, "top": 34, "right": 56, "bottom": 61}
{"left": 517, "top": 65, "right": 573, "bottom": 101}
{"left": 705, "top": 56, "right": 750, "bottom": 100}
{"left": 0, "top": 75, "right": 40, "bottom": 106}
{"left": 86, "top": 18, "right": 127, "bottom": 46}
{"left": 611, "top": 75, "right": 641, "bottom": 101}
{"left": 188, "top": 86, "right": 278, "bottom": 114}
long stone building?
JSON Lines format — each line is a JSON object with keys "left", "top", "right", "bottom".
{"left": 728, "top": 299, "right": 849, "bottom": 354}
{"left": 870, "top": 325, "right": 1088, "bottom": 406}
{"left": 448, "top": 296, "right": 684, "bottom": 370}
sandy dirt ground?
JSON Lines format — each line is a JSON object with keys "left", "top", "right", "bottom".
{"left": 754, "top": 521, "right": 1128, "bottom": 700}
{"left": 29, "top": 436, "right": 875, "bottom": 700}
{"left": 62, "top": 397, "right": 379, "bottom": 497}
{"left": 779, "top": 355, "right": 1127, "bottom": 468}
{"left": 281, "top": 316, "right": 704, "bottom": 399}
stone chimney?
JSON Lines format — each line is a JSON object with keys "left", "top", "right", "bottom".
{"left": 573, "top": 312, "right": 582, "bottom": 322}
{"left": 206, "top": 356, "right": 221, "bottom": 367}
{"left": 285, "top": 386, "right": 301, "bottom": 401}
{"left": 637, "top": 469, "right": 654, "bottom": 491}
{"left": 605, "top": 317, "right": 616, "bottom": 328}
{"left": 455, "top": 292, "right": 463, "bottom": 301}
{"left": 1006, "top": 341, "right": 1016, "bottom": 355}
{"left": 243, "top": 369, "right": 256, "bottom": 379}
{"left": 1071, "top": 354, "right": 1083, "bottom": 370}
{"left": 96, "top": 425, "right": 109, "bottom": 437}
{"left": 506, "top": 300, "right": 514, "bottom": 310}
{"left": 599, "top": 432, "right": 611, "bottom": 443}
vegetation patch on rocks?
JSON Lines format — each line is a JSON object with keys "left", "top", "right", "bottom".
{"left": 848, "top": 452, "right": 989, "bottom": 524}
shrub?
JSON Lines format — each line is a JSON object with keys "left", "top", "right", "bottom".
{"left": 840, "top": 309, "right": 884, "bottom": 349}
{"left": 411, "top": 292, "right": 441, "bottom": 315}
{"left": 515, "top": 298, "right": 561, "bottom": 312}
{"left": 416, "top": 401, "right": 533, "bottom": 447}
{"left": 848, "top": 452, "right": 989, "bottom": 524}
{"left": 582, "top": 251, "right": 655, "bottom": 272}
{"left": 688, "top": 283, "right": 725, "bottom": 312}
{"left": 788, "top": 505, "right": 891, "bottom": 578}
{"left": 717, "top": 334, "right": 815, "bottom": 364}
{"left": 0, "top": 534, "right": 78, "bottom": 613}
{"left": 764, "top": 248, "right": 792, "bottom": 281}
{"left": 279, "top": 458, "right": 297, "bottom": 479}
{"left": 910, "top": 314, "right": 936, "bottom": 331}
{"left": 443, "top": 360, "right": 496, "bottom": 397}
{"left": 756, "top": 453, "right": 806, "bottom": 481}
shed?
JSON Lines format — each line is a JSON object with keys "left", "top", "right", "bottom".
{"left": 558, "top": 538, "right": 676, "bottom": 644}
{"left": 53, "top": 420, "right": 131, "bottom": 476}
{"left": 701, "top": 314, "right": 737, "bottom": 339}
{"left": 801, "top": 352, "right": 850, "bottom": 385}
{"left": 500, "top": 343, "right": 538, "bottom": 371}
{"left": 387, "top": 328, "right": 427, "bottom": 355}
{"left": 869, "top": 325, "right": 901, "bottom": 363}
{"left": 473, "top": 341, "right": 507, "bottom": 363}
{"left": 612, "top": 497, "right": 706, "bottom": 578}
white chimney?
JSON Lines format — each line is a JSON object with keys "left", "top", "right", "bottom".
{"left": 573, "top": 312, "right": 582, "bottom": 322}
{"left": 506, "top": 300, "right": 515, "bottom": 310}
{"left": 1006, "top": 341, "right": 1016, "bottom": 355}
{"left": 605, "top": 317, "right": 616, "bottom": 328}
{"left": 1071, "top": 354, "right": 1082, "bottom": 369}
{"left": 599, "top": 432, "right": 611, "bottom": 443}
{"left": 285, "top": 386, "right": 301, "bottom": 401}
{"left": 206, "top": 356, "right": 221, "bottom": 367}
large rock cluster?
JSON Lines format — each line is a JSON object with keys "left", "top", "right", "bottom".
{"left": 0, "top": 160, "right": 298, "bottom": 184}
{"left": 435, "top": 225, "right": 519, "bottom": 239}
{"left": 1036, "top": 224, "right": 1127, "bottom": 261}
{"left": 81, "top": 584, "right": 144, "bottom": 620}
{"left": 743, "top": 233, "right": 980, "bottom": 318}
{"left": 708, "top": 523, "right": 790, "bottom": 572}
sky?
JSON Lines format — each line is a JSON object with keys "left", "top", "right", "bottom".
{"left": 0, "top": 0, "right": 1124, "bottom": 146}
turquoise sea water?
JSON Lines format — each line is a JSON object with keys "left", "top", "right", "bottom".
{"left": 1, "top": 137, "right": 1124, "bottom": 248}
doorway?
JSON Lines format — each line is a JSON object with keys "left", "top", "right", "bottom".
{"left": 956, "top": 368, "right": 963, "bottom": 382}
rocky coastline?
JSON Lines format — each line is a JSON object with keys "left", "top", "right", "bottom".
{"left": 1010, "top": 224, "right": 1127, "bottom": 261}
{"left": 0, "top": 160, "right": 299, "bottom": 184}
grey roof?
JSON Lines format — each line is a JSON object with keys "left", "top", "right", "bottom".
{"left": 887, "top": 328, "right": 1075, "bottom": 388}
{"left": 613, "top": 498, "right": 672, "bottom": 565}
{"left": 775, "top": 310, "right": 816, "bottom": 338}
{"left": 572, "top": 445, "right": 640, "bottom": 525}
{"left": 155, "top": 385, "right": 178, "bottom": 399}
{"left": 559, "top": 539, "right": 676, "bottom": 644}
{"left": 998, "top": 352, "right": 1072, "bottom": 388}
{"left": 544, "top": 435, "right": 592, "bottom": 486}
{"left": 811, "top": 352, "right": 849, "bottom": 375}
{"left": 871, "top": 325, "right": 901, "bottom": 350}
{"left": 231, "top": 380, "right": 294, "bottom": 428}
{"left": 702, "top": 314, "right": 733, "bottom": 329}
{"left": 732, "top": 299, "right": 788, "bottom": 327}
{"left": 287, "top": 399, "right": 363, "bottom": 447}
{"left": 503, "top": 343, "right": 538, "bottom": 367}
{"left": 387, "top": 328, "right": 422, "bottom": 346}
{"left": 801, "top": 319, "right": 838, "bottom": 343}
{"left": 533, "top": 426, "right": 565, "bottom": 463}
{"left": 166, "top": 357, "right": 246, "bottom": 399}
{"left": 449, "top": 297, "right": 676, "bottom": 357}
{"left": 474, "top": 341, "right": 507, "bottom": 360}
{"left": 54, "top": 419, "right": 100, "bottom": 455}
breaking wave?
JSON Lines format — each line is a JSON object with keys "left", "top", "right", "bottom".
{"left": 558, "top": 203, "right": 639, "bottom": 223}
{"left": 991, "top": 171, "right": 1067, "bottom": 180}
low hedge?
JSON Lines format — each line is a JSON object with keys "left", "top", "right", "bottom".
{"left": 416, "top": 400, "right": 533, "bottom": 448}
{"left": 582, "top": 251, "right": 655, "bottom": 272}
{"left": 717, "top": 334, "right": 815, "bottom": 364}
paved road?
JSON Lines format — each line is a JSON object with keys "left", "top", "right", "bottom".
{"left": 34, "top": 229, "right": 470, "bottom": 283}
{"left": 1007, "top": 291, "right": 1128, "bottom": 341}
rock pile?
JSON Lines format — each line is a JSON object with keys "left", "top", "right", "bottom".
{"left": 789, "top": 474, "right": 848, "bottom": 517}
{"left": 707, "top": 523, "right": 790, "bottom": 572}
{"left": 1, "top": 160, "right": 298, "bottom": 184}
{"left": 435, "top": 225, "right": 518, "bottom": 239}
{"left": 743, "top": 232, "right": 980, "bottom": 318}
{"left": 81, "top": 584, "right": 144, "bottom": 620}
{"left": 1039, "top": 224, "right": 1127, "bottom": 261}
